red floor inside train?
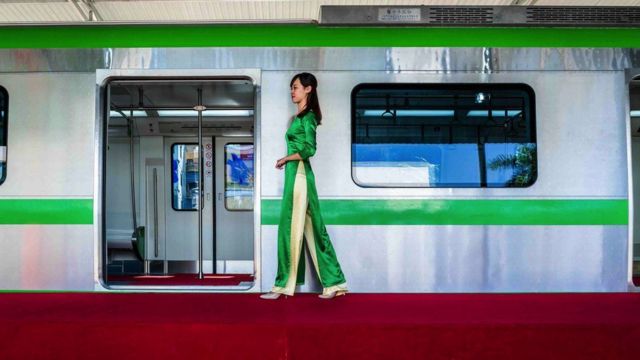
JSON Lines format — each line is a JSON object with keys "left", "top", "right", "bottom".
{"left": 1, "top": 292, "right": 639, "bottom": 359}
{"left": 106, "top": 274, "right": 254, "bottom": 286}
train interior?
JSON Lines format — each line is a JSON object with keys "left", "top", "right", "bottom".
{"left": 104, "top": 78, "right": 255, "bottom": 288}
{"left": 631, "top": 77, "right": 640, "bottom": 286}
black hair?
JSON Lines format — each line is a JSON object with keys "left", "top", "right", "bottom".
{"left": 290, "top": 72, "right": 322, "bottom": 125}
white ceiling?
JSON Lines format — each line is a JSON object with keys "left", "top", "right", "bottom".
{"left": 0, "top": 0, "right": 639, "bottom": 24}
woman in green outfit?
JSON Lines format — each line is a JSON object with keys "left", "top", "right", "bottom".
{"left": 260, "top": 73, "right": 348, "bottom": 300}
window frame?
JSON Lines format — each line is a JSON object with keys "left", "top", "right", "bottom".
{"left": 223, "top": 142, "right": 254, "bottom": 212}
{"left": 0, "top": 85, "right": 8, "bottom": 186}
{"left": 350, "top": 82, "right": 537, "bottom": 189}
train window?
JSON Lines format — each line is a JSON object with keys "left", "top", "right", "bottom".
{"left": 0, "top": 86, "right": 6, "bottom": 185}
{"left": 351, "top": 84, "right": 536, "bottom": 188}
{"left": 224, "top": 143, "right": 254, "bottom": 211}
{"left": 171, "top": 143, "right": 199, "bottom": 211}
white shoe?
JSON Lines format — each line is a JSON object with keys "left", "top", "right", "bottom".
{"left": 260, "top": 292, "right": 286, "bottom": 300}
{"left": 318, "top": 290, "right": 347, "bottom": 299}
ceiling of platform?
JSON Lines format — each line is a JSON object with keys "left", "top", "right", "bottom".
{"left": 1, "top": 0, "right": 639, "bottom": 24}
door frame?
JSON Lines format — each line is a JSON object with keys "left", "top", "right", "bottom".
{"left": 626, "top": 68, "right": 640, "bottom": 291}
{"left": 95, "top": 69, "right": 261, "bottom": 292}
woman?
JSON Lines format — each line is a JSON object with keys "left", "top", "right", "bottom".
{"left": 260, "top": 73, "right": 348, "bottom": 300}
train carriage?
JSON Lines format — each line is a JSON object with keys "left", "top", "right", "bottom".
{"left": 0, "top": 5, "right": 639, "bottom": 294}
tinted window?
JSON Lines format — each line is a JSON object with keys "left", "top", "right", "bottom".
{"left": 352, "top": 84, "right": 536, "bottom": 188}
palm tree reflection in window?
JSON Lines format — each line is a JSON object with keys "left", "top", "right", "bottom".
{"left": 488, "top": 144, "right": 537, "bottom": 187}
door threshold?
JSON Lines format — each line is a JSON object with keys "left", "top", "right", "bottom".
{"left": 107, "top": 273, "right": 254, "bottom": 286}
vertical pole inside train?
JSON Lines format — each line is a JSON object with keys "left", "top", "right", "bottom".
{"left": 196, "top": 88, "right": 204, "bottom": 280}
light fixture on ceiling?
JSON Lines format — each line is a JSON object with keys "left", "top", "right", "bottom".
{"left": 110, "top": 110, "right": 147, "bottom": 117}
{"left": 110, "top": 110, "right": 254, "bottom": 117}
{"left": 157, "top": 110, "right": 254, "bottom": 117}
{"left": 475, "top": 92, "right": 490, "bottom": 104}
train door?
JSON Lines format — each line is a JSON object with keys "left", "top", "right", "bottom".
{"left": 102, "top": 73, "right": 258, "bottom": 289}
{"left": 163, "top": 137, "right": 214, "bottom": 274}
{"left": 630, "top": 75, "right": 640, "bottom": 288}
{"left": 215, "top": 138, "right": 254, "bottom": 274}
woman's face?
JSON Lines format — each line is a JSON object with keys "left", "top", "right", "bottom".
{"left": 290, "top": 78, "right": 311, "bottom": 105}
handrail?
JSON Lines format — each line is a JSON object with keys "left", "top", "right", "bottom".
{"left": 153, "top": 168, "right": 159, "bottom": 258}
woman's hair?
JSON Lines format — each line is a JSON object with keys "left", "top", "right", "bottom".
{"left": 290, "top": 72, "right": 322, "bottom": 124}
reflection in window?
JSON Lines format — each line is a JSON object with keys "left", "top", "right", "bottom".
{"left": 352, "top": 84, "right": 536, "bottom": 187}
{"left": 172, "top": 144, "right": 199, "bottom": 210}
{"left": 0, "top": 86, "right": 6, "bottom": 185}
{"left": 225, "top": 144, "right": 254, "bottom": 211}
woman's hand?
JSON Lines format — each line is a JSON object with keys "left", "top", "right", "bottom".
{"left": 275, "top": 157, "right": 288, "bottom": 170}
{"left": 276, "top": 153, "right": 302, "bottom": 169}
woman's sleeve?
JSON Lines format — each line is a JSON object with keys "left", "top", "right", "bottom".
{"left": 298, "top": 113, "right": 317, "bottom": 160}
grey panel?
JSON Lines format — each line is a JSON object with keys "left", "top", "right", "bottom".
{"left": 0, "top": 73, "right": 95, "bottom": 197}
{"left": 105, "top": 138, "right": 140, "bottom": 249}
{"left": 109, "top": 47, "right": 640, "bottom": 72}
{"left": 110, "top": 80, "right": 255, "bottom": 110}
{"left": 1, "top": 48, "right": 640, "bottom": 72}
{"left": 320, "top": 5, "right": 640, "bottom": 27}
{"left": 261, "top": 225, "right": 629, "bottom": 293}
{"left": 0, "top": 49, "right": 106, "bottom": 72}
{"left": 215, "top": 137, "right": 254, "bottom": 262}
{"left": 260, "top": 70, "right": 628, "bottom": 199}
{"left": 0, "top": 225, "right": 94, "bottom": 290}
{"left": 146, "top": 154, "right": 166, "bottom": 260}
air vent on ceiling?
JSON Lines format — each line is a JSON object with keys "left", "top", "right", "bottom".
{"left": 429, "top": 7, "right": 493, "bottom": 25}
{"left": 526, "top": 7, "right": 640, "bottom": 25}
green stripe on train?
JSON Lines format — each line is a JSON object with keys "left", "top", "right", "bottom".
{"left": 261, "top": 199, "right": 629, "bottom": 225}
{"left": 1, "top": 25, "right": 640, "bottom": 48}
{"left": 0, "top": 199, "right": 93, "bottom": 225}
{"left": 0, "top": 198, "right": 628, "bottom": 225}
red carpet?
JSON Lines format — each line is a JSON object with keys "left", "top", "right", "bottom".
{"left": 1, "top": 293, "right": 640, "bottom": 359}
{"left": 107, "top": 273, "right": 254, "bottom": 286}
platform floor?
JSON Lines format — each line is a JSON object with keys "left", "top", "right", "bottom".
{"left": 1, "top": 292, "right": 639, "bottom": 359}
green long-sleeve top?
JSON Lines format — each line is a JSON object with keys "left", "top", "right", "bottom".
{"left": 286, "top": 110, "right": 317, "bottom": 160}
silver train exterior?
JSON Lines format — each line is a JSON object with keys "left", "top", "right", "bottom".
{"left": 0, "top": 47, "right": 637, "bottom": 293}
